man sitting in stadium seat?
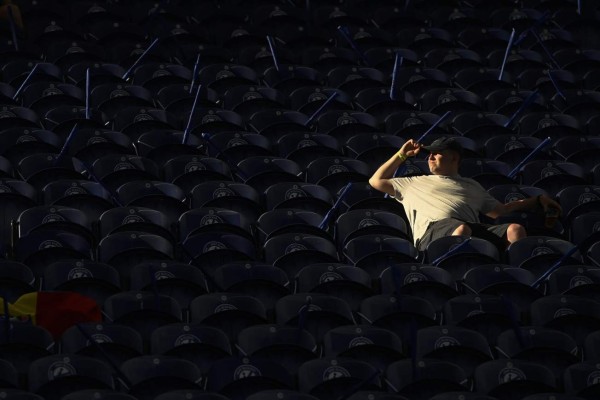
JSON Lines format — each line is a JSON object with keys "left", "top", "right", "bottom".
{"left": 368, "top": 137, "right": 562, "bottom": 251}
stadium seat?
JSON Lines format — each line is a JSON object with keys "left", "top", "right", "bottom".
{"left": 116, "top": 180, "right": 188, "bottom": 223}
{"left": 206, "top": 356, "right": 294, "bottom": 400}
{"left": 289, "top": 87, "right": 352, "bottom": 115}
{"left": 0, "top": 323, "right": 54, "bottom": 388}
{"left": 236, "top": 324, "right": 317, "bottom": 375}
{"left": 204, "top": 131, "right": 273, "bottom": 165}
{"left": 179, "top": 207, "right": 254, "bottom": 243}
{"left": 43, "top": 260, "right": 121, "bottom": 306}
{"left": 17, "top": 205, "right": 94, "bottom": 247}
{"left": 461, "top": 265, "right": 542, "bottom": 322}
{"left": 182, "top": 232, "right": 257, "bottom": 279}
{"left": 474, "top": 359, "right": 557, "bottom": 400}
{"left": 99, "top": 206, "right": 174, "bottom": 244}
{"left": 429, "top": 393, "right": 499, "bottom": 400}
{"left": 353, "top": 87, "right": 417, "bottom": 122}
{"left": 359, "top": 294, "right": 436, "bottom": 350}
{"left": 0, "top": 359, "right": 18, "bottom": 389}
{"left": 198, "top": 64, "right": 258, "bottom": 94}
{"left": 556, "top": 185, "right": 600, "bottom": 226}
{"left": 343, "top": 235, "right": 419, "bottom": 279}
{"left": 0, "top": 260, "right": 35, "bottom": 302}
{"left": 66, "top": 129, "right": 134, "bottom": 165}
{"left": 131, "top": 63, "right": 192, "bottom": 94}
{"left": 247, "top": 390, "right": 319, "bottom": 400}
{"left": 42, "top": 179, "right": 114, "bottom": 222}
{"left": 90, "top": 83, "right": 154, "bottom": 119}
{"left": 507, "top": 236, "right": 584, "bottom": 279}
{"left": 235, "top": 156, "right": 303, "bottom": 193}
{"left": 257, "top": 208, "right": 328, "bottom": 243}
{"left": 111, "top": 106, "right": 178, "bottom": 139}
{"left": 61, "top": 390, "right": 138, "bottom": 400}
{"left": 588, "top": 241, "right": 600, "bottom": 268}
{"left": 530, "top": 294, "right": 600, "bottom": 346}
{"left": 483, "top": 136, "right": 549, "bottom": 168}
{"left": 15, "top": 230, "right": 92, "bottom": 278}
{"left": 295, "top": 263, "right": 372, "bottom": 311}
{"left": 186, "top": 108, "right": 245, "bottom": 134}
{"left": 223, "top": 85, "right": 288, "bottom": 119}
{"left": 518, "top": 112, "right": 583, "bottom": 140}
{"left": 314, "top": 110, "right": 380, "bottom": 143}
{"left": 97, "top": 232, "right": 174, "bottom": 284}
{"left": 385, "top": 359, "right": 468, "bottom": 400}
{"left": 379, "top": 264, "right": 458, "bottom": 315}
{"left": 91, "top": 155, "right": 160, "bottom": 192}
{"left": 135, "top": 130, "right": 204, "bottom": 167}
{"left": 298, "top": 357, "right": 381, "bottom": 400}
{"left": 420, "top": 87, "right": 483, "bottom": 114}
{"left": 150, "top": 323, "right": 231, "bottom": 376}
{"left": 345, "top": 392, "right": 411, "bottom": 400}
{"left": 443, "top": 294, "right": 520, "bottom": 348}
{"left": 17, "top": 153, "right": 84, "bottom": 191}
{"left": 323, "top": 324, "right": 404, "bottom": 371}
{"left": 334, "top": 208, "right": 410, "bottom": 247}
{"left": 263, "top": 65, "right": 323, "bottom": 95}
{"left": 518, "top": 160, "right": 589, "bottom": 197}
{"left": 425, "top": 236, "right": 501, "bottom": 279}
{"left": 545, "top": 265, "right": 600, "bottom": 303}
{"left": 521, "top": 394, "right": 585, "bottom": 400}
{"left": 103, "top": 291, "right": 182, "bottom": 350}
{"left": 154, "top": 391, "right": 230, "bottom": 400}
{"left": 263, "top": 182, "right": 333, "bottom": 215}
{"left": 0, "top": 128, "right": 61, "bottom": 166}
{"left": 157, "top": 83, "right": 219, "bottom": 112}
{"left": 189, "top": 293, "right": 268, "bottom": 342}
{"left": 28, "top": 354, "right": 114, "bottom": 400}
{"left": 129, "top": 261, "right": 209, "bottom": 310}
{"left": 190, "top": 181, "right": 263, "bottom": 222}
{"left": 417, "top": 325, "right": 493, "bottom": 377}
{"left": 276, "top": 132, "right": 343, "bottom": 170}
{"left": 496, "top": 326, "right": 580, "bottom": 378}
{"left": 120, "top": 356, "right": 202, "bottom": 400}
{"left": 213, "top": 262, "right": 290, "bottom": 316}
{"left": 162, "top": 156, "right": 232, "bottom": 193}
{"left": 60, "top": 322, "right": 143, "bottom": 367}
{"left": 21, "top": 81, "right": 84, "bottom": 116}
{"left": 563, "top": 361, "right": 600, "bottom": 399}
{"left": 275, "top": 293, "right": 355, "bottom": 343}
{"left": 264, "top": 233, "right": 338, "bottom": 278}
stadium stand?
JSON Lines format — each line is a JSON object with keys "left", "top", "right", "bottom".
{"left": 0, "top": 0, "right": 599, "bottom": 398}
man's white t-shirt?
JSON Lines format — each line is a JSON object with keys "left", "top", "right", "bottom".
{"left": 390, "top": 174, "right": 501, "bottom": 247}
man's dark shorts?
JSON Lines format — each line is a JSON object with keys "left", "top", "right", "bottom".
{"left": 416, "top": 217, "right": 511, "bottom": 252}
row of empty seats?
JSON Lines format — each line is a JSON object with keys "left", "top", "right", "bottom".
{"left": 6, "top": 293, "right": 600, "bottom": 399}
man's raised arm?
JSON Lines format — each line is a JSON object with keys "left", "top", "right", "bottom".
{"left": 368, "top": 139, "right": 422, "bottom": 196}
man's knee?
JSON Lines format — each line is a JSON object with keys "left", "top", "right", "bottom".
{"left": 452, "top": 223, "right": 472, "bottom": 237}
{"left": 506, "top": 223, "right": 526, "bottom": 243}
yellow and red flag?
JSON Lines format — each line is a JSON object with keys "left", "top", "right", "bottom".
{"left": 0, "top": 291, "right": 102, "bottom": 338}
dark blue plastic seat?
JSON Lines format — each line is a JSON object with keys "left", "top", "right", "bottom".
{"left": 237, "top": 324, "right": 317, "bottom": 375}
{"left": 60, "top": 322, "right": 143, "bottom": 367}
{"left": 150, "top": 323, "right": 231, "bottom": 377}
{"left": 28, "top": 354, "right": 114, "bottom": 400}
{"left": 43, "top": 260, "right": 121, "bottom": 306}
{"left": 120, "top": 355, "right": 202, "bottom": 400}
{"left": 189, "top": 293, "right": 267, "bottom": 343}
